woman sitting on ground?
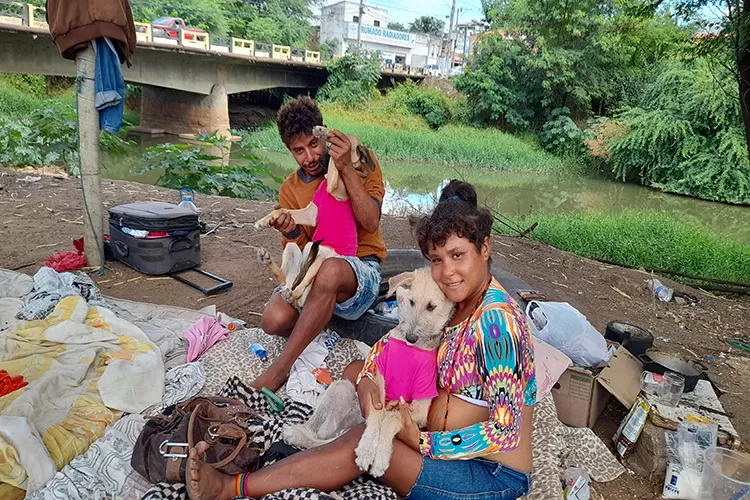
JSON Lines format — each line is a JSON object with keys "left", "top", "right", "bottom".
{"left": 185, "top": 180, "right": 537, "bottom": 500}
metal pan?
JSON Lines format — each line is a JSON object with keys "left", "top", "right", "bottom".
{"left": 638, "top": 348, "right": 707, "bottom": 392}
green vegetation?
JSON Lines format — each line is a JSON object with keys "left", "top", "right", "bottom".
{"left": 0, "top": 76, "right": 134, "bottom": 175}
{"left": 139, "top": 132, "right": 281, "bottom": 200}
{"left": 497, "top": 210, "right": 750, "bottom": 282}
{"left": 0, "top": 76, "right": 75, "bottom": 117}
{"left": 602, "top": 64, "right": 750, "bottom": 204}
{"left": 252, "top": 102, "right": 563, "bottom": 171}
{"left": 317, "top": 46, "right": 381, "bottom": 107}
{"left": 455, "top": 0, "right": 750, "bottom": 204}
{"left": 130, "top": 0, "right": 314, "bottom": 47}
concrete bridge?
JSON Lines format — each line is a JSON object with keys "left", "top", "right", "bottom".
{"left": 0, "top": 15, "right": 424, "bottom": 136}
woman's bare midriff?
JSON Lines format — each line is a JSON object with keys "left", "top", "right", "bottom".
{"left": 426, "top": 388, "right": 534, "bottom": 473}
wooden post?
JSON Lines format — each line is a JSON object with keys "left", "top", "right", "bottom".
{"left": 75, "top": 45, "right": 103, "bottom": 268}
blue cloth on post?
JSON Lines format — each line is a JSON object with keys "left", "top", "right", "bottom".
{"left": 94, "top": 38, "right": 125, "bottom": 133}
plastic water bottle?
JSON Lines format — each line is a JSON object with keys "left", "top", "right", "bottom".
{"left": 178, "top": 187, "right": 199, "bottom": 213}
{"left": 647, "top": 278, "right": 674, "bottom": 302}
{"left": 249, "top": 343, "right": 268, "bottom": 362}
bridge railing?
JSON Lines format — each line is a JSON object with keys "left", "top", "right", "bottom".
{"left": 0, "top": 5, "right": 423, "bottom": 75}
{"left": 0, "top": 0, "right": 47, "bottom": 29}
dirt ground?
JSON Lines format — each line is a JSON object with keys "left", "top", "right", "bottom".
{"left": 1, "top": 167, "right": 748, "bottom": 499}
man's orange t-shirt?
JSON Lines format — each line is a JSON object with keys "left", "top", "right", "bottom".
{"left": 278, "top": 150, "right": 387, "bottom": 263}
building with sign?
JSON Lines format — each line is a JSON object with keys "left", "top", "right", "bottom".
{"left": 319, "top": 0, "right": 440, "bottom": 68}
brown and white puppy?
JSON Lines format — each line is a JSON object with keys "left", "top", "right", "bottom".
{"left": 254, "top": 126, "right": 375, "bottom": 308}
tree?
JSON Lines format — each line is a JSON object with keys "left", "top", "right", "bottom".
{"left": 387, "top": 22, "right": 407, "bottom": 31}
{"left": 457, "top": 0, "right": 688, "bottom": 128}
{"left": 672, "top": 0, "right": 750, "bottom": 158}
{"left": 409, "top": 16, "right": 445, "bottom": 35}
{"left": 131, "top": 0, "right": 314, "bottom": 47}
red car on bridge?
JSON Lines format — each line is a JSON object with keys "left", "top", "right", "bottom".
{"left": 151, "top": 17, "right": 205, "bottom": 41}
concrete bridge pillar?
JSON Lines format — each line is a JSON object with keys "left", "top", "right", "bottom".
{"left": 136, "top": 67, "right": 231, "bottom": 137}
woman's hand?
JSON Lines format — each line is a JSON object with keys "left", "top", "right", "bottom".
{"left": 356, "top": 377, "right": 382, "bottom": 419}
{"left": 389, "top": 398, "right": 421, "bottom": 451}
{"left": 326, "top": 130, "right": 354, "bottom": 171}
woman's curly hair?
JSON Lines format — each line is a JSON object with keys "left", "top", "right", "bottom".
{"left": 415, "top": 180, "right": 493, "bottom": 259}
{"left": 276, "top": 96, "right": 323, "bottom": 146}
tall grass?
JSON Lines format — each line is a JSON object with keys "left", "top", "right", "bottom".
{"left": 0, "top": 77, "right": 75, "bottom": 118}
{"left": 497, "top": 210, "right": 750, "bottom": 282}
{"left": 251, "top": 104, "right": 564, "bottom": 172}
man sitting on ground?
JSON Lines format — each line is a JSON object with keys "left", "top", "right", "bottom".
{"left": 252, "top": 96, "right": 387, "bottom": 392}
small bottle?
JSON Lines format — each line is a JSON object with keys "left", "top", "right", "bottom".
{"left": 249, "top": 343, "right": 268, "bottom": 362}
{"left": 226, "top": 321, "right": 239, "bottom": 332}
{"left": 647, "top": 278, "right": 673, "bottom": 302}
{"left": 177, "top": 187, "right": 199, "bottom": 213}
{"left": 613, "top": 396, "right": 651, "bottom": 459}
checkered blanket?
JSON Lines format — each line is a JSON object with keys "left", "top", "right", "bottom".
{"left": 141, "top": 377, "right": 397, "bottom": 500}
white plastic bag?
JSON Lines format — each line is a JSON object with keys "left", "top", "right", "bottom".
{"left": 662, "top": 420, "right": 718, "bottom": 499}
{"left": 526, "top": 301, "right": 611, "bottom": 368}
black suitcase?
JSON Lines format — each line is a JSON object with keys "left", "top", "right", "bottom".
{"left": 108, "top": 202, "right": 201, "bottom": 275}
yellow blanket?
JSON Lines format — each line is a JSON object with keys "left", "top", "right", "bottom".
{"left": 0, "top": 296, "right": 164, "bottom": 496}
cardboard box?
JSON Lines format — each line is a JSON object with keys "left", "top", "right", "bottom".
{"left": 551, "top": 346, "right": 643, "bottom": 428}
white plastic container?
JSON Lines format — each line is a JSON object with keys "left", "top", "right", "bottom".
{"left": 700, "top": 448, "right": 750, "bottom": 499}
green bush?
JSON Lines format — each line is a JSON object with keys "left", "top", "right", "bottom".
{"left": 540, "top": 108, "right": 590, "bottom": 158}
{"left": 387, "top": 81, "right": 453, "bottom": 129}
{"left": 0, "top": 75, "right": 47, "bottom": 97}
{"left": 139, "top": 132, "right": 281, "bottom": 200}
{"left": 0, "top": 104, "right": 134, "bottom": 175}
{"left": 605, "top": 64, "right": 750, "bottom": 203}
{"left": 318, "top": 46, "right": 381, "bottom": 108}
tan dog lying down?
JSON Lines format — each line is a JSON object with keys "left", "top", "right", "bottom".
{"left": 254, "top": 126, "right": 375, "bottom": 308}
{"left": 283, "top": 268, "right": 456, "bottom": 478}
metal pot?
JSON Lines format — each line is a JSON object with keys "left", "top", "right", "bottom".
{"left": 638, "top": 348, "right": 707, "bottom": 392}
{"left": 605, "top": 321, "right": 654, "bottom": 357}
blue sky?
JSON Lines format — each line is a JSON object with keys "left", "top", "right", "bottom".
{"left": 318, "top": 0, "right": 485, "bottom": 29}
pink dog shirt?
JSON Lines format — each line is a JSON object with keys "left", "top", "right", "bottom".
{"left": 375, "top": 337, "right": 439, "bottom": 403}
{"left": 311, "top": 179, "right": 358, "bottom": 256}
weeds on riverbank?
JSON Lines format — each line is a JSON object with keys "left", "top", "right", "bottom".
{"left": 497, "top": 210, "right": 750, "bottom": 283}
{"left": 252, "top": 104, "right": 564, "bottom": 172}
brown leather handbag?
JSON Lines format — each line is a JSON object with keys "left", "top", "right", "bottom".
{"left": 131, "top": 396, "right": 262, "bottom": 483}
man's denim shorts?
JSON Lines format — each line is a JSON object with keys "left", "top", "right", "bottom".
{"left": 334, "top": 257, "right": 380, "bottom": 320}
{"left": 406, "top": 458, "right": 531, "bottom": 500}
{"left": 271, "top": 257, "right": 380, "bottom": 321}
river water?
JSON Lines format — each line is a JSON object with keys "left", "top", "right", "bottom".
{"left": 101, "top": 136, "right": 750, "bottom": 245}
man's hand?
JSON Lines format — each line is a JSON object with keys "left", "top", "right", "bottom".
{"left": 270, "top": 204, "right": 297, "bottom": 234}
{"left": 357, "top": 377, "right": 383, "bottom": 419}
{"left": 327, "top": 130, "right": 354, "bottom": 172}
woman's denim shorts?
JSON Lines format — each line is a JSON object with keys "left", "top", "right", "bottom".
{"left": 406, "top": 458, "right": 531, "bottom": 500}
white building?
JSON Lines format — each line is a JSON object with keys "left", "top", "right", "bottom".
{"left": 319, "top": 0, "right": 441, "bottom": 68}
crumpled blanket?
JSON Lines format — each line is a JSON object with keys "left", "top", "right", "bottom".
{"left": 0, "top": 270, "right": 34, "bottom": 299}
{"left": 142, "top": 362, "right": 207, "bottom": 417}
{"left": 26, "top": 415, "right": 146, "bottom": 500}
{"left": 0, "top": 296, "right": 164, "bottom": 499}
{"left": 16, "top": 267, "right": 101, "bottom": 321}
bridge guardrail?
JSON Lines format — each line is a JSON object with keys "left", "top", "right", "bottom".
{"left": 0, "top": 0, "right": 47, "bottom": 29}
{"left": 0, "top": 4, "right": 425, "bottom": 76}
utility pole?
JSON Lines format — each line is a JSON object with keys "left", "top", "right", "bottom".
{"left": 357, "top": 0, "right": 364, "bottom": 42}
{"left": 447, "top": 0, "right": 456, "bottom": 68}
{"left": 76, "top": 45, "right": 103, "bottom": 268}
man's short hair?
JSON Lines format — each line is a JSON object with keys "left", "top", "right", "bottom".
{"left": 277, "top": 96, "right": 323, "bottom": 147}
